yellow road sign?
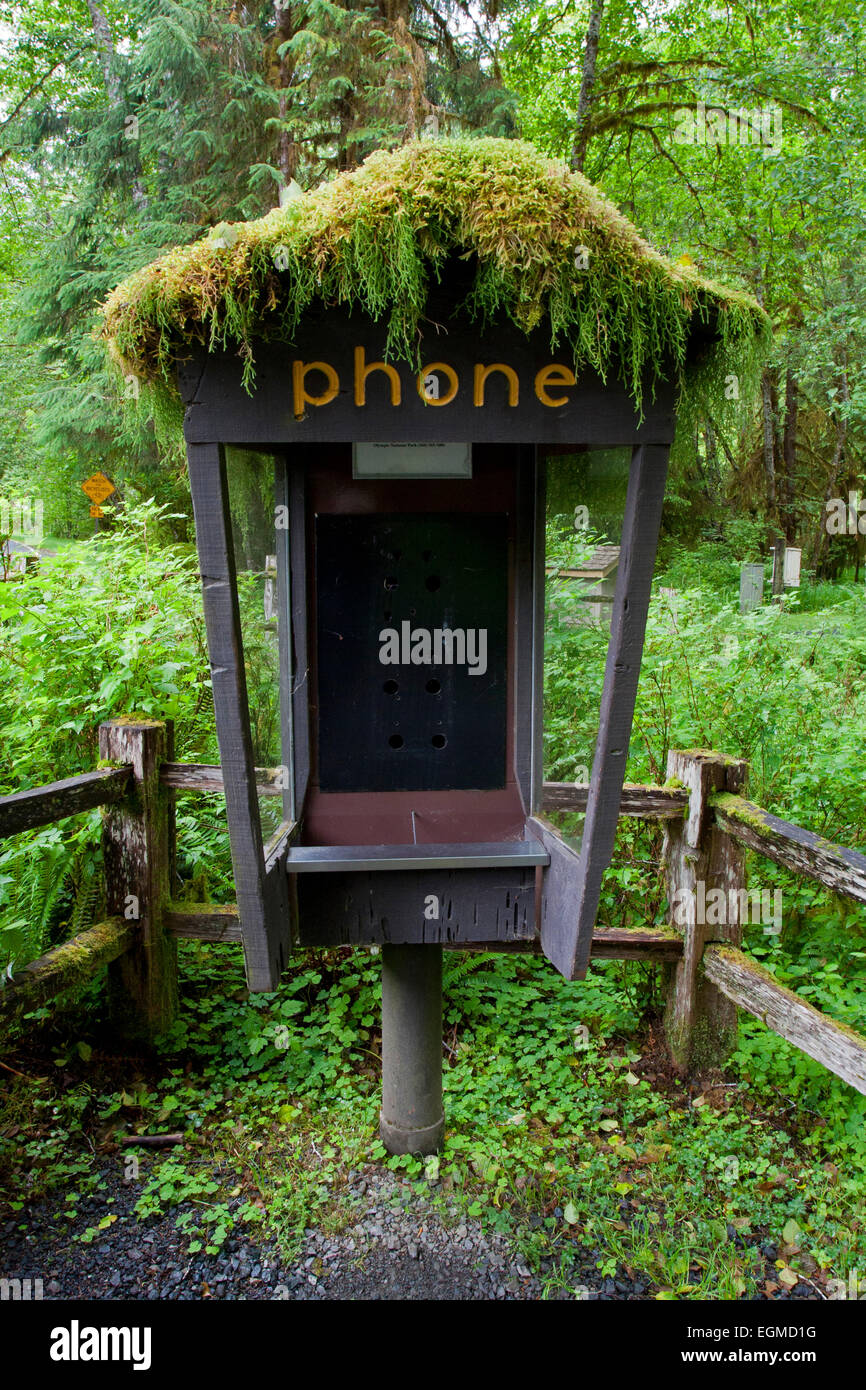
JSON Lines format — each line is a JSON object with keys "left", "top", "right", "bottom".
{"left": 89, "top": 504, "right": 104, "bottom": 518}
{"left": 82, "top": 472, "right": 116, "bottom": 504}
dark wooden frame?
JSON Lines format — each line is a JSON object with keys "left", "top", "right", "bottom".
{"left": 186, "top": 443, "right": 289, "bottom": 991}
{"left": 275, "top": 454, "right": 311, "bottom": 822}
{"left": 533, "top": 441, "right": 671, "bottom": 979}
{"left": 181, "top": 315, "right": 675, "bottom": 989}
{"left": 178, "top": 314, "right": 676, "bottom": 449}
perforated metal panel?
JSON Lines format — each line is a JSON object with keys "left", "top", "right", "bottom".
{"left": 315, "top": 514, "right": 508, "bottom": 792}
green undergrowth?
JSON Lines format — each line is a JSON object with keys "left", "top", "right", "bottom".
{"left": 1, "top": 942, "right": 863, "bottom": 1300}
{"left": 0, "top": 503, "right": 233, "bottom": 970}
{"left": 101, "top": 138, "right": 769, "bottom": 415}
{"left": 545, "top": 553, "right": 866, "bottom": 840}
{"left": 1, "top": 537, "right": 863, "bottom": 1298}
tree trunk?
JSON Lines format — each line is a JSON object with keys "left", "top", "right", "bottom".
{"left": 86, "top": 0, "right": 147, "bottom": 210}
{"left": 760, "top": 369, "right": 778, "bottom": 520}
{"left": 813, "top": 418, "right": 848, "bottom": 575}
{"left": 86, "top": 0, "right": 122, "bottom": 105}
{"left": 273, "top": 1, "right": 298, "bottom": 185}
{"left": 780, "top": 369, "right": 798, "bottom": 541}
{"left": 704, "top": 420, "right": 721, "bottom": 502}
{"left": 771, "top": 529, "right": 785, "bottom": 598}
{"left": 812, "top": 356, "right": 850, "bottom": 575}
{"left": 570, "top": 0, "right": 605, "bottom": 172}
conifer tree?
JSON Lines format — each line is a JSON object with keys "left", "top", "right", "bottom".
{"left": 0, "top": 0, "right": 513, "bottom": 522}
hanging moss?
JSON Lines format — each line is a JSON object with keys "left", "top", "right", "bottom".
{"left": 100, "top": 137, "right": 770, "bottom": 414}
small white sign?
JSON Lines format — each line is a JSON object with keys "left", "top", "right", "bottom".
{"left": 353, "top": 443, "right": 472, "bottom": 480}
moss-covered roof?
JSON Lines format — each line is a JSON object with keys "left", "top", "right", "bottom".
{"left": 100, "top": 137, "right": 769, "bottom": 408}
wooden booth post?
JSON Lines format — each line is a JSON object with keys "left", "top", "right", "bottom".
{"left": 100, "top": 718, "right": 177, "bottom": 1041}
{"left": 663, "top": 749, "right": 747, "bottom": 1072}
{"left": 186, "top": 443, "right": 289, "bottom": 992}
{"left": 541, "top": 440, "right": 672, "bottom": 981}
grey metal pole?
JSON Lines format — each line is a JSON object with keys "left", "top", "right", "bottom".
{"left": 379, "top": 944, "right": 444, "bottom": 1155}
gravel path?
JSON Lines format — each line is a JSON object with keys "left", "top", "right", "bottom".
{"left": 1, "top": 1153, "right": 823, "bottom": 1302}
{"left": 1, "top": 1163, "right": 643, "bottom": 1301}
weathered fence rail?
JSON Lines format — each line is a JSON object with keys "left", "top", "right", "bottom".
{"left": 159, "top": 762, "right": 283, "bottom": 796}
{"left": 0, "top": 918, "right": 135, "bottom": 1017}
{"left": 711, "top": 793, "right": 866, "bottom": 907}
{"left": 0, "top": 720, "right": 174, "bottom": 1040}
{"left": 160, "top": 905, "right": 685, "bottom": 960}
{"left": 703, "top": 945, "right": 866, "bottom": 1094}
{"left": 541, "top": 782, "right": 689, "bottom": 819}
{"left": 3, "top": 722, "right": 866, "bottom": 1099}
{"left": 0, "top": 767, "right": 131, "bottom": 838}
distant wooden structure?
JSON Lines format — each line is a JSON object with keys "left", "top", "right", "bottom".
{"left": 783, "top": 546, "right": 802, "bottom": 587}
{"left": 547, "top": 544, "right": 620, "bottom": 627}
{"left": 739, "top": 562, "right": 764, "bottom": 613}
{"left": 771, "top": 542, "right": 802, "bottom": 596}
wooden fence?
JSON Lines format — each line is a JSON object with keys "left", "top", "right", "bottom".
{"left": 2, "top": 720, "right": 866, "bottom": 1095}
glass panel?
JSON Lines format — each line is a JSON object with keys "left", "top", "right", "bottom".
{"left": 224, "top": 448, "right": 284, "bottom": 843}
{"left": 543, "top": 446, "right": 632, "bottom": 852}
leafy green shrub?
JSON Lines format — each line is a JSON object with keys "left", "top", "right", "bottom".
{"left": 544, "top": 549, "right": 866, "bottom": 1162}
{"left": 0, "top": 500, "right": 224, "bottom": 967}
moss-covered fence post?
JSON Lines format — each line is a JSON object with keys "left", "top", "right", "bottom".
{"left": 99, "top": 718, "right": 177, "bottom": 1042}
{"left": 663, "top": 749, "right": 748, "bottom": 1072}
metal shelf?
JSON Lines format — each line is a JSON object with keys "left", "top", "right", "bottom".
{"left": 285, "top": 839, "right": 550, "bottom": 874}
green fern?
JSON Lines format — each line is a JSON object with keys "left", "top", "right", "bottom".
{"left": 0, "top": 825, "right": 103, "bottom": 968}
{"left": 443, "top": 952, "right": 491, "bottom": 988}
{"left": 68, "top": 867, "right": 102, "bottom": 937}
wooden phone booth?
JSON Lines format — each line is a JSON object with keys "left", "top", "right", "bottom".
{"left": 103, "top": 138, "right": 766, "bottom": 1150}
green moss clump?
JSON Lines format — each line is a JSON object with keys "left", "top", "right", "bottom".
{"left": 100, "top": 137, "right": 770, "bottom": 413}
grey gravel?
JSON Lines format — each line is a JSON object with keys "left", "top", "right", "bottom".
{"left": 0, "top": 1161, "right": 817, "bottom": 1302}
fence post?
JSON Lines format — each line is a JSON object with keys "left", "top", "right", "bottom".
{"left": 99, "top": 718, "right": 177, "bottom": 1042}
{"left": 663, "top": 749, "right": 747, "bottom": 1072}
